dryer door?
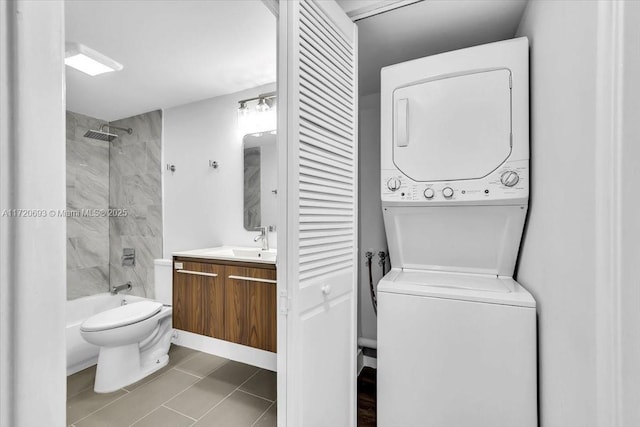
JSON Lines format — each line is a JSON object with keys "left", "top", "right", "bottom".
{"left": 393, "top": 69, "right": 512, "bottom": 182}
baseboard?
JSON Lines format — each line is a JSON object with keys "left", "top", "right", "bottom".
{"left": 357, "top": 349, "right": 377, "bottom": 375}
{"left": 173, "top": 329, "right": 277, "bottom": 372}
{"left": 363, "top": 355, "right": 377, "bottom": 369}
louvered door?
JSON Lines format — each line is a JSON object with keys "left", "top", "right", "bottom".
{"left": 277, "top": 1, "right": 357, "bottom": 426}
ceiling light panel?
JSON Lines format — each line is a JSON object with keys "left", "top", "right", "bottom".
{"left": 65, "top": 42, "right": 123, "bottom": 76}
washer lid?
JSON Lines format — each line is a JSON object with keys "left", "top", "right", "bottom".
{"left": 378, "top": 269, "right": 535, "bottom": 308}
{"left": 81, "top": 300, "right": 163, "bottom": 332}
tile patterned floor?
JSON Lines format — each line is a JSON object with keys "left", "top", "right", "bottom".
{"left": 67, "top": 345, "right": 277, "bottom": 427}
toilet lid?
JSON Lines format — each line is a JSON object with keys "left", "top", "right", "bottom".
{"left": 81, "top": 301, "right": 163, "bottom": 332}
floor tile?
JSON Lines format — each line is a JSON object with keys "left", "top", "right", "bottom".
{"left": 167, "top": 344, "right": 199, "bottom": 367}
{"left": 67, "top": 365, "right": 97, "bottom": 398}
{"left": 121, "top": 364, "right": 172, "bottom": 392}
{"left": 165, "top": 374, "right": 238, "bottom": 419}
{"left": 75, "top": 369, "right": 199, "bottom": 427}
{"left": 208, "top": 360, "right": 260, "bottom": 387}
{"left": 175, "top": 351, "right": 228, "bottom": 377}
{"left": 131, "top": 406, "right": 193, "bottom": 427}
{"left": 253, "top": 402, "right": 277, "bottom": 427}
{"left": 239, "top": 369, "right": 277, "bottom": 401}
{"left": 194, "top": 390, "right": 271, "bottom": 426}
{"left": 122, "top": 345, "right": 199, "bottom": 392}
{"left": 67, "top": 387, "right": 127, "bottom": 425}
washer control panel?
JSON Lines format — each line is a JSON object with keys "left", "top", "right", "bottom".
{"left": 381, "top": 159, "right": 528, "bottom": 203}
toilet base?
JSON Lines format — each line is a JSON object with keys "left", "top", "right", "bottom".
{"left": 94, "top": 345, "right": 169, "bottom": 393}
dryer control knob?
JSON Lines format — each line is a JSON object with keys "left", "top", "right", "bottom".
{"left": 442, "top": 187, "right": 454, "bottom": 198}
{"left": 501, "top": 171, "right": 520, "bottom": 187}
{"left": 386, "top": 177, "right": 401, "bottom": 192}
{"left": 423, "top": 188, "right": 435, "bottom": 199}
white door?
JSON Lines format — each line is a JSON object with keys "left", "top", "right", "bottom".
{"left": 277, "top": 1, "right": 358, "bottom": 426}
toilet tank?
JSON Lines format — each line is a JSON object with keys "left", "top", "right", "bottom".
{"left": 153, "top": 259, "right": 173, "bottom": 305}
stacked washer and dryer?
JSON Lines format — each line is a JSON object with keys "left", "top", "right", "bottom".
{"left": 377, "top": 38, "right": 537, "bottom": 426}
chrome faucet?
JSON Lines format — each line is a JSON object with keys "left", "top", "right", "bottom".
{"left": 254, "top": 226, "right": 269, "bottom": 251}
{"left": 111, "top": 281, "right": 132, "bottom": 295}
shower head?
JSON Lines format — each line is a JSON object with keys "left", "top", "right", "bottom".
{"left": 83, "top": 129, "right": 118, "bottom": 142}
{"left": 83, "top": 124, "right": 133, "bottom": 142}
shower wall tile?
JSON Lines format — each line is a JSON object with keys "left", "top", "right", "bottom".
{"left": 67, "top": 266, "right": 110, "bottom": 300}
{"left": 109, "top": 110, "right": 163, "bottom": 299}
{"left": 66, "top": 111, "right": 110, "bottom": 300}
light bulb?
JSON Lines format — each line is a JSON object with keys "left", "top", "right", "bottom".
{"left": 256, "top": 98, "right": 270, "bottom": 113}
{"left": 238, "top": 102, "right": 249, "bottom": 116}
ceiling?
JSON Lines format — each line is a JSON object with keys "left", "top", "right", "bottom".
{"left": 65, "top": 1, "right": 276, "bottom": 121}
{"left": 66, "top": 0, "right": 527, "bottom": 119}
{"left": 354, "top": 0, "right": 529, "bottom": 95}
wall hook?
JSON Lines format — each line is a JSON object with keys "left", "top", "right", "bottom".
{"left": 209, "top": 160, "right": 219, "bottom": 169}
{"left": 166, "top": 164, "right": 176, "bottom": 173}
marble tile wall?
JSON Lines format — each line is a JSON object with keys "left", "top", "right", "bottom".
{"left": 109, "top": 110, "right": 163, "bottom": 299}
{"left": 66, "top": 111, "right": 110, "bottom": 299}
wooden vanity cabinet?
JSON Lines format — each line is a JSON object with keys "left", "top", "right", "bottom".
{"left": 173, "top": 257, "right": 277, "bottom": 353}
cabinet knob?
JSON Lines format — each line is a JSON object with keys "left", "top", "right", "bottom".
{"left": 321, "top": 285, "right": 332, "bottom": 295}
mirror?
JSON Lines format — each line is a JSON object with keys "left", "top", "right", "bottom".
{"left": 244, "top": 132, "right": 277, "bottom": 230}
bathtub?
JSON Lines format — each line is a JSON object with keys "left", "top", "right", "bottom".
{"left": 66, "top": 293, "right": 147, "bottom": 375}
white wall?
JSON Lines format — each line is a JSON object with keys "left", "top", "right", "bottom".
{"left": 163, "top": 83, "right": 276, "bottom": 258}
{"left": 357, "top": 93, "right": 387, "bottom": 344}
{"left": 516, "top": 1, "right": 599, "bottom": 425}
{"left": 0, "top": 1, "right": 66, "bottom": 425}
{"left": 620, "top": 4, "right": 640, "bottom": 424}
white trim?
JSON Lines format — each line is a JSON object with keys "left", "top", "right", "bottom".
{"left": 261, "top": 0, "right": 279, "bottom": 17}
{"left": 342, "top": 0, "right": 423, "bottom": 21}
{"left": 363, "top": 355, "right": 377, "bottom": 369}
{"left": 356, "top": 350, "right": 377, "bottom": 374}
{"left": 595, "top": 1, "right": 624, "bottom": 426}
{"left": 276, "top": 1, "right": 291, "bottom": 425}
{"left": 173, "top": 330, "right": 277, "bottom": 371}
{"left": 0, "top": 1, "right": 66, "bottom": 425}
{"left": 0, "top": 4, "right": 13, "bottom": 424}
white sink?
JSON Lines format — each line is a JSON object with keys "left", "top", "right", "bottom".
{"left": 232, "top": 248, "right": 277, "bottom": 261}
{"left": 173, "top": 246, "right": 277, "bottom": 264}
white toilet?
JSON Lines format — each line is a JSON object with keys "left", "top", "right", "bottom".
{"left": 80, "top": 260, "right": 174, "bottom": 393}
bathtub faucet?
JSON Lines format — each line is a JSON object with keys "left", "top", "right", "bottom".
{"left": 111, "top": 281, "right": 132, "bottom": 295}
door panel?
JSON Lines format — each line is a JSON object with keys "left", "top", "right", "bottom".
{"left": 173, "top": 261, "right": 207, "bottom": 334}
{"left": 279, "top": 1, "right": 358, "bottom": 425}
{"left": 225, "top": 266, "right": 277, "bottom": 351}
{"left": 225, "top": 266, "right": 249, "bottom": 345}
{"left": 393, "top": 69, "right": 512, "bottom": 181}
{"left": 203, "top": 263, "right": 225, "bottom": 339}
{"left": 246, "top": 268, "right": 277, "bottom": 352}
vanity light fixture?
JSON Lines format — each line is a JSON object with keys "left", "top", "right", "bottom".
{"left": 237, "top": 92, "right": 277, "bottom": 135}
{"left": 237, "top": 92, "right": 276, "bottom": 113}
{"left": 65, "top": 42, "right": 123, "bottom": 76}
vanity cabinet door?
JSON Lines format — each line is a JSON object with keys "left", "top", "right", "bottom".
{"left": 173, "top": 261, "right": 224, "bottom": 337}
{"left": 224, "top": 266, "right": 277, "bottom": 352}
{"left": 203, "top": 263, "right": 225, "bottom": 340}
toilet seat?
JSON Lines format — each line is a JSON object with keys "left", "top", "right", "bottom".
{"left": 81, "top": 301, "right": 163, "bottom": 332}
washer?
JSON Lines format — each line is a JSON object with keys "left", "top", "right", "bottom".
{"left": 377, "top": 37, "right": 537, "bottom": 427}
